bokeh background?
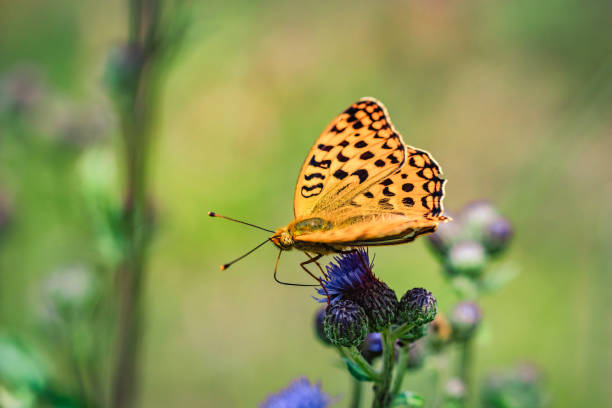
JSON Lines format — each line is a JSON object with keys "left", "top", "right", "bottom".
{"left": 1, "top": 0, "right": 611, "bottom": 406}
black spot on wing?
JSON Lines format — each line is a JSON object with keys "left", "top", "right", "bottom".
{"left": 353, "top": 121, "right": 364, "bottom": 130}
{"left": 374, "top": 159, "right": 385, "bottom": 167}
{"left": 336, "top": 151, "right": 349, "bottom": 162}
{"left": 360, "top": 151, "right": 374, "bottom": 160}
{"left": 317, "top": 144, "right": 333, "bottom": 152}
{"left": 364, "top": 192, "right": 374, "bottom": 198}
{"left": 387, "top": 154, "right": 400, "bottom": 164}
{"left": 402, "top": 183, "right": 414, "bottom": 192}
{"left": 380, "top": 178, "right": 393, "bottom": 186}
{"left": 309, "top": 155, "right": 331, "bottom": 169}
{"left": 301, "top": 183, "right": 323, "bottom": 198}
{"left": 333, "top": 169, "right": 348, "bottom": 180}
{"left": 378, "top": 198, "right": 394, "bottom": 210}
{"left": 355, "top": 140, "right": 367, "bottom": 148}
{"left": 304, "top": 173, "right": 324, "bottom": 181}
{"left": 338, "top": 140, "right": 349, "bottom": 147}
{"left": 402, "top": 197, "right": 414, "bottom": 207}
{"left": 351, "top": 169, "right": 369, "bottom": 184}
{"left": 382, "top": 187, "right": 395, "bottom": 197}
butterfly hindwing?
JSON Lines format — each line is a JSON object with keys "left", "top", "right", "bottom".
{"left": 293, "top": 98, "right": 406, "bottom": 218}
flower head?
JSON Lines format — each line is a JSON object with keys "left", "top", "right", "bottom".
{"left": 317, "top": 249, "right": 398, "bottom": 332}
{"left": 323, "top": 300, "right": 368, "bottom": 347}
{"left": 397, "top": 288, "right": 437, "bottom": 327}
{"left": 260, "top": 377, "right": 332, "bottom": 408}
{"left": 450, "top": 301, "right": 482, "bottom": 340}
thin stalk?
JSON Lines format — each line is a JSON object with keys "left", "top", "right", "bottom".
{"left": 338, "top": 346, "right": 382, "bottom": 383}
{"left": 372, "top": 329, "right": 395, "bottom": 408}
{"left": 390, "top": 345, "right": 410, "bottom": 398}
{"left": 458, "top": 337, "right": 473, "bottom": 405}
{"left": 110, "top": 1, "right": 161, "bottom": 407}
{"left": 349, "top": 377, "right": 363, "bottom": 408}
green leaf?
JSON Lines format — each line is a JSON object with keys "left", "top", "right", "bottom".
{"left": 342, "top": 357, "right": 375, "bottom": 382}
{"left": 392, "top": 391, "right": 425, "bottom": 407}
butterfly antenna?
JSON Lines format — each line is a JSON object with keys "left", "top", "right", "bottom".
{"left": 208, "top": 211, "right": 275, "bottom": 233}
{"left": 221, "top": 238, "right": 271, "bottom": 270}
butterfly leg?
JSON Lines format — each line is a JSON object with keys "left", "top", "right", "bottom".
{"left": 300, "top": 254, "right": 331, "bottom": 306}
{"left": 273, "top": 250, "right": 318, "bottom": 287}
{"left": 306, "top": 252, "right": 328, "bottom": 278}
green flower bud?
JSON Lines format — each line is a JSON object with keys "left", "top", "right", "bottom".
{"left": 323, "top": 300, "right": 368, "bottom": 347}
{"left": 397, "top": 288, "right": 437, "bottom": 327}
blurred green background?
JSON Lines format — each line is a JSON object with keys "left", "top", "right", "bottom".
{"left": 1, "top": 0, "right": 611, "bottom": 406}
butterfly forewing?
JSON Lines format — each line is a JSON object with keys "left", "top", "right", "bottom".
{"left": 291, "top": 97, "right": 447, "bottom": 248}
{"left": 293, "top": 98, "right": 406, "bottom": 218}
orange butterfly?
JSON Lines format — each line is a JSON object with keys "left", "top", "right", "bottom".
{"left": 210, "top": 97, "right": 448, "bottom": 287}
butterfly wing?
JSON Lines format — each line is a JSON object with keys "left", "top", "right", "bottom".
{"left": 294, "top": 97, "right": 406, "bottom": 218}
{"left": 294, "top": 102, "right": 447, "bottom": 246}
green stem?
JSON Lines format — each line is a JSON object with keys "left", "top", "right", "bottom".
{"left": 349, "top": 376, "right": 363, "bottom": 408}
{"left": 372, "top": 329, "right": 395, "bottom": 408}
{"left": 390, "top": 345, "right": 410, "bottom": 398}
{"left": 458, "top": 337, "right": 473, "bottom": 405}
{"left": 339, "top": 347, "right": 382, "bottom": 383}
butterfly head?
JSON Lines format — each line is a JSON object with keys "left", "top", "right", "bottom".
{"left": 271, "top": 227, "right": 294, "bottom": 250}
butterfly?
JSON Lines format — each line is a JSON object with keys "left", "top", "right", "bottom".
{"left": 210, "top": 97, "right": 447, "bottom": 287}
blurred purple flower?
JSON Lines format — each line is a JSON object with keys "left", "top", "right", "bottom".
{"left": 260, "top": 377, "right": 332, "bottom": 408}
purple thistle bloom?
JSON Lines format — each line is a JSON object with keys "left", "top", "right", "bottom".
{"left": 260, "top": 377, "right": 332, "bottom": 408}
{"left": 316, "top": 249, "right": 398, "bottom": 332}
{"left": 315, "top": 249, "right": 376, "bottom": 304}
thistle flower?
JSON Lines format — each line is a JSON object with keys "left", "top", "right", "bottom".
{"left": 446, "top": 241, "right": 486, "bottom": 278}
{"left": 397, "top": 288, "right": 437, "bottom": 327}
{"left": 317, "top": 249, "right": 398, "bottom": 332}
{"left": 482, "top": 217, "right": 513, "bottom": 255}
{"left": 313, "top": 307, "right": 332, "bottom": 346}
{"left": 360, "top": 332, "right": 383, "bottom": 362}
{"left": 323, "top": 300, "right": 368, "bottom": 347}
{"left": 450, "top": 301, "right": 482, "bottom": 341}
{"left": 445, "top": 378, "right": 466, "bottom": 402}
{"left": 260, "top": 377, "right": 332, "bottom": 408}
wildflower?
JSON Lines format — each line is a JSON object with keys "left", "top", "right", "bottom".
{"left": 450, "top": 301, "right": 482, "bottom": 341}
{"left": 41, "top": 264, "right": 97, "bottom": 322}
{"left": 482, "top": 217, "right": 513, "bottom": 255}
{"left": 360, "top": 332, "right": 383, "bottom": 362}
{"left": 447, "top": 240, "right": 486, "bottom": 277}
{"left": 323, "top": 300, "right": 368, "bottom": 347}
{"left": 260, "top": 377, "right": 332, "bottom": 408}
{"left": 397, "top": 288, "right": 437, "bottom": 327}
{"left": 445, "top": 378, "right": 466, "bottom": 402}
{"left": 313, "top": 307, "right": 332, "bottom": 346}
{"left": 317, "top": 249, "right": 398, "bottom": 332}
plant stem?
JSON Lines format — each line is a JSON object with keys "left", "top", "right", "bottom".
{"left": 349, "top": 376, "right": 363, "bottom": 408}
{"left": 110, "top": 1, "right": 161, "bottom": 407}
{"left": 372, "top": 329, "right": 395, "bottom": 408}
{"left": 390, "top": 345, "right": 410, "bottom": 398}
{"left": 458, "top": 337, "right": 473, "bottom": 405}
{"left": 339, "top": 346, "right": 382, "bottom": 383}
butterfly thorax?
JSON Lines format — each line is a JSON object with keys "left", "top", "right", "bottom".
{"left": 271, "top": 217, "right": 339, "bottom": 254}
